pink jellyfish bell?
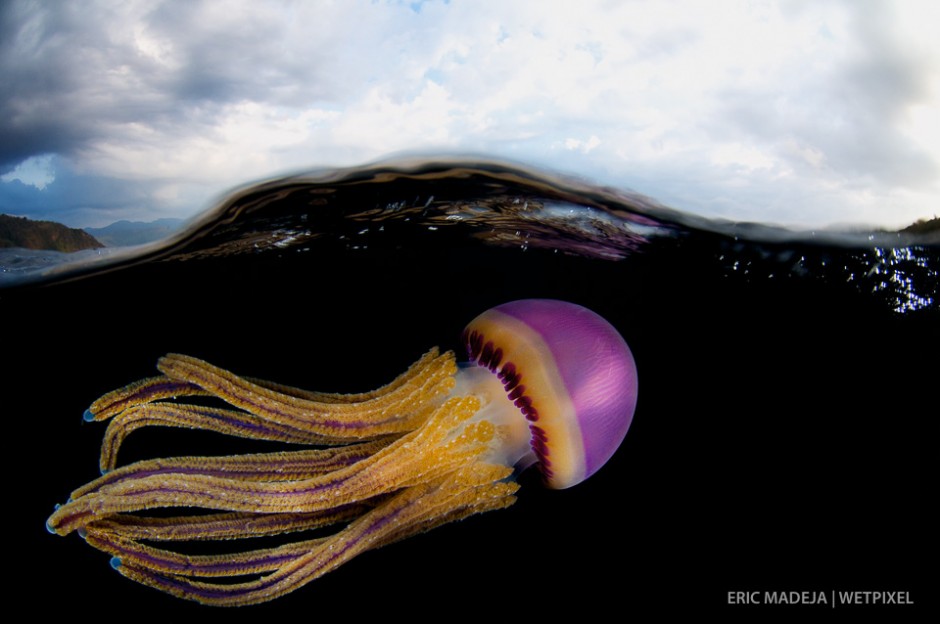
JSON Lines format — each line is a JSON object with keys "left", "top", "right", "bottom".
{"left": 461, "top": 299, "right": 638, "bottom": 488}
{"left": 47, "top": 299, "right": 638, "bottom": 606}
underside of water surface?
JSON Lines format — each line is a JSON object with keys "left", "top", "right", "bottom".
{"left": 2, "top": 159, "right": 937, "bottom": 316}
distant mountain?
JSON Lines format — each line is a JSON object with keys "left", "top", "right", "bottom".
{"left": 84, "top": 218, "right": 185, "bottom": 247}
{"left": 0, "top": 214, "right": 104, "bottom": 252}
{"left": 899, "top": 217, "right": 940, "bottom": 244}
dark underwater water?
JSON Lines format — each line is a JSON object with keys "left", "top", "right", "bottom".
{"left": 4, "top": 160, "right": 936, "bottom": 617}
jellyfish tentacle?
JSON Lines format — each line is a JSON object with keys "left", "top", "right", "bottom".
{"left": 77, "top": 439, "right": 394, "bottom": 499}
{"left": 85, "top": 529, "right": 331, "bottom": 577}
{"left": 47, "top": 395, "right": 496, "bottom": 536}
{"left": 240, "top": 348, "right": 450, "bottom": 405}
{"left": 86, "top": 349, "right": 453, "bottom": 423}
{"left": 85, "top": 503, "right": 380, "bottom": 542}
{"left": 156, "top": 351, "right": 456, "bottom": 437}
{"left": 86, "top": 376, "right": 209, "bottom": 422}
{"left": 98, "top": 403, "right": 374, "bottom": 473}
{"left": 101, "top": 465, "right": 518, "bottom": 606}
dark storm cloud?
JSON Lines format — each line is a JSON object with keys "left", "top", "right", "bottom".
{"left": 0, "top": 3, "right": 190, "bottom": 171}
{"left": 0, "top": 1, "right": 384, "bottom": 174}
{"left": 0, "top": 3, "right": 95, "bottom": 171}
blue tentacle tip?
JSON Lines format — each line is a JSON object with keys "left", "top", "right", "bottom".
{"left": 83, "top": 409, "right": 95, "bottom": 422}
{"left": 46, "top": 504, "right": 61, "bottom": 534}
{"left": 110, "top": 557, "right": 122, "bottom": 570}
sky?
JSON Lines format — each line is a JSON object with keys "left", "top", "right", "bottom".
{"left": 1, "top": 0, "right": 939, "bottom": 230}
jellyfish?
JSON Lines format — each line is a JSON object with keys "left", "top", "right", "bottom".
{"left": 46, "top": 299, "right": 638, "bottom": 606}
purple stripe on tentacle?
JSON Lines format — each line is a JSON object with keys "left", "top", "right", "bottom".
{"left": 143, "top": 380, "right": 201, "bottom": 396}
{"left": 179, "top": 406, "right": 294, "bottom": 435}
{"left": 102, "top": 537, "right": 303, "bottom": 575}
{"left": 108, "top": 380, "right": 202, "bottom": 410}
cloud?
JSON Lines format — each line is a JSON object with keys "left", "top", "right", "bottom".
{"left": 0, "top": 0, "right": 938, "bottom": 228}
{"left": 0, "top": 153, "right": 55, "bottom": 189}
{"left": 565, "top": 136, "right": 601, "bottom": 154}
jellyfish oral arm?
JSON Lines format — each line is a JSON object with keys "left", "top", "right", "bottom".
{"left": 452, "top": 363, "right": 535, "bottom": 471}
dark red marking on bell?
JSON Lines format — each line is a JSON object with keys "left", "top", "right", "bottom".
{"left": 529, "top": 423, "right": 552, "bottom": 478}
{"left": 465, "top": 330, "right": 483, "bottom": 360}
{"left": 489, "top": 347, "right": 503, "bottom": 371}
{"left": 531, "top": 425, "right": 548, "bottom": 444}
{"left": 535, "top": 441, "right": 554, "bottom": 479}
{"left": 524, "top": 407, "right": 539, "bottom": 422}
{"left": 498, "top": 362, "right": 516, "bottom": 380}
{"left": 498, "top": 363, "right": 521, "bottom": 390}
{"left": 508, "top": 385, "right": 525, "bottom": 401}
{"left": 501, "top": 373, "right": 519, "bottom": 391}
{"left": 480, "top": 341, "right": 494, "bottom": 367}
{"left": 531, "top": 436, "right": 548, "bottom": 457}
{"left": 514, "top": 395, "right": 532, "bottom": 410}
{"left": 473, "top": 332, "right": 484, "bottom": 360}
